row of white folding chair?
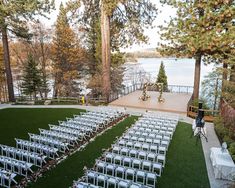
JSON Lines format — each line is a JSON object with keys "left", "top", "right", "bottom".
{"left": 89, "top": 109, "right": 124, "bottom": 116}
{"left": 142, "top": 115, "right": 179, "bottom": 122}
{"left": 66, "top": 120, "right": 101, "bottom": 131}
{"left": 39, "top": 129, "right": 78, "bottom": 145}
{"left": 0, "top": 145, "right": 46, "bottom": 167}
{"left": 79, "top": 112, "right": 110, "bottom": 118}
{"left": 72, "top": 117, "right": 105, "bottom": 125}
{"left": 80, "top": 112, "right": 112, "bottom": 120}
{"left": 101, "top": 152, "right": 162, "bottom": 177}
{"left": 140, "top": 117, "right": 178, "bottom": 123}
{"left": 74, "top": 182, "right": 99, "bottom": 188}
{"left": 134, "top": 121, "right": 176, "bottom": 132}
{"left": 49, "top": 124, "right": 85, "bottom": 139}
{"left": 106, "top": 148, "right": 166, "bottom": 167}
{"left": 120, "top": 135, "right": 169, "bottom": 149}
{"left": 139, "top": 119, "right": 177, "bottom": 128}
{"left": 81, "top": 110, "right": 118, "bottom": 117}
{"left": 71, "top": 119, "right": 106, "bottom": 129}
{"left": 138, "top": 117, "right": 177, "bottom": 124}
{"left": 78, "top": 114, "right": 111, "bottom": 122}
{"left": 0, "top": 156, "right": 33, "bottom": 177}
{"left": 86, "top": 170, "right": 154, "bottom": 188}
{"left": 132, "top": 124, "right": 174, "bottom": 135}
{"left": 86, "top": 170, "right": 140, "bottom": 188}
{"left": 92, "top": 161, "right": 157, "bottom": 188}
{"left": 0, "top": 168, "right": 17, "bottom": 188}
{"left": 142, "top": 114, "right": 179, "bottom": 121}
{"left": 59, "top": 122, "right": 94, "bottom": 135}
{"left": 96, "top": 159, "right": 159, "bottom": 183}
{"left": 135, "top": 121, "right": 177, "bottom": 130}
{"left": 115, "top": 140, "right": 167, "bottom": 155}
{"left": 74, "top": 115, "right": 107, "bottom": 123}
{"left": 79, "top": 113, "right": 113, "bottom": 121}
{"left": 29, "top": 134, "right": 69, "bottom": 153}
{"left": 15, "top": 139, "right": 59, "bottom": 159}
{"left": 126, "top": 130, "right": 172, "bottom": 141}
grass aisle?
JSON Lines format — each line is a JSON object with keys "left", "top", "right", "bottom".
{"left": 0, "top": 108, "right": 85, "bottom": 146}
{"left": 158, "top": 122, "right": 210, "bottom": 188}
{"left": 27, "top": 116, "right": 138, "bottom": 188}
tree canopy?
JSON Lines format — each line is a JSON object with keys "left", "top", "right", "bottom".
{"left": 158, "top": 0, "right": 235, "bottom": 100}
{"left": 52, "top": 3, "right": 86, "bottom": 97}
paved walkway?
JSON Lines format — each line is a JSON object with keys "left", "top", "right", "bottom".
{"left": 0, "top": 104, "right": 233, "bottom": 187}
{"left": 201, "top": 123, "right": 233, "bottom": 188}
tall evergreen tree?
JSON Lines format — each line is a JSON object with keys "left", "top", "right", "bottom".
{"left": 201, "top": 70, "right": 222, "bottom": 110}
{"left": 156, "top": 61, "right": 168, "bottom": 92}
{"left": 77, "top": 0, "right": 157, "bottom": 101}
{"left": 52, "top": 3, "right": 85, "bottom": 97}
{"left": 21, "top": 54, "right": 42, "bottom": 100}
{"left": 0, "top": 0, "right": 54, "bottom": 102}
{"left": 30, "top": 22, "right": 52, "bottom": 99}
{"left": 101, "top": 0, "right": 157, "bottom": 101}
{"left": 158, "top": 0, "right": 235, "bottom": 100}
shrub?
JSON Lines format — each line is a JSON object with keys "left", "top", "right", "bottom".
{"left": 191, "top": 99, "right": 209, "bottom": 109}
{"left": 214, "top": 115, "right": 235, "bottom": 161}
{"left": 223, "top": 135, "right": 234, "bottom": 146}
{"left": 214, "top": 116, "right": 228, "bottom": 140}
{"left": 229, "top": 142, "right": 235, "bottom": 161}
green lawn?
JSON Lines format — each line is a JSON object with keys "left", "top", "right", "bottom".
{"left": 27, "top": 116, "right": 138, "bottom": 188}
{"left": 0, "top": 108, "right": 210, "bottom": 188}
{"left": 158, "top": 122, "right": 210, "bottom": 188}
{"left": 0, "top": 108, "right": 85, "bottom": 146}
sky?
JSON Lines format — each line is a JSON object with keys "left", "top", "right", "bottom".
{"left": 40, "top": 0, "right": 176, "bottom": 52}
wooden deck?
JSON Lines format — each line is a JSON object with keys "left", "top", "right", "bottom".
{"left": 109, "top": 90, "right": 192, "bottom": 114}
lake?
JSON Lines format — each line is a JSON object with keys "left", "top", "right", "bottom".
{"left": 124, "top": 58, "right": 215, "bottom": 86}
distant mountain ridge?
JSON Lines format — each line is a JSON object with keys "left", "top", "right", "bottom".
{"left": 125, "top": 48, "right": 162, "bottom": 61}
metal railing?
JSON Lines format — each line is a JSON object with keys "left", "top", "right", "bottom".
{"left": 14, "top": 83, "right": 194, "bottom": 104}
{"left": 109, "top": 83, "right": 193, "bottom": 103}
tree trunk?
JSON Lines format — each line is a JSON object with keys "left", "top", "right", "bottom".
{"left": 193, "top": 54, "right": 202, "bottom": 100}
{"left": 53, "top": 73, "right": 58, "bottom": 98}
{"left": 219, "top": 62, "right": 228, "bottom": 108}
{"left": 230, "top": 65, "right": 235, "bottom": 82}
{"left": 213, "top": 78, "right": 219, "bottom": 111}
{"left": 40, "top": 41, "right": 48, "bottom": 99}
{"left": 1, "top": 25, "right": 15, "bottom": 102}
{"left": 101, "top": 3, "right": 111, "bottom": 102}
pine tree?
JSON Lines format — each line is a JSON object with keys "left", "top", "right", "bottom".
{"left": 0, "top": 0, "right": 54, "bottom": 102}
{"left": 201, "top": 70, "right": 222, "bottom": 110}
{"left": 76, "top": 0, "right": 157, "bottom": 101}
{"left": 156, "top": 61, "right": 168, "bottom": 92}
{"left": 21, "top": 54, "right": 42, "bottom": 100}
{"left": 158, "top": 0, "right": 235, "bottom": 100}
{"left": 73, "top": 0, "right": 157, "bottom": 101}
{"left": 52, "top": 3, "right": 85, "bottom": 97}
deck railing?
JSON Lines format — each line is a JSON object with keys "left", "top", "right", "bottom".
{"left": 187, "top": 105, "right": 220, "bottom": 122}
{"left": 109, "top": 84, "right": 193, "bottom": 103}
{"left": 14, "top": 83, "right": 194, "bottom": 104}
